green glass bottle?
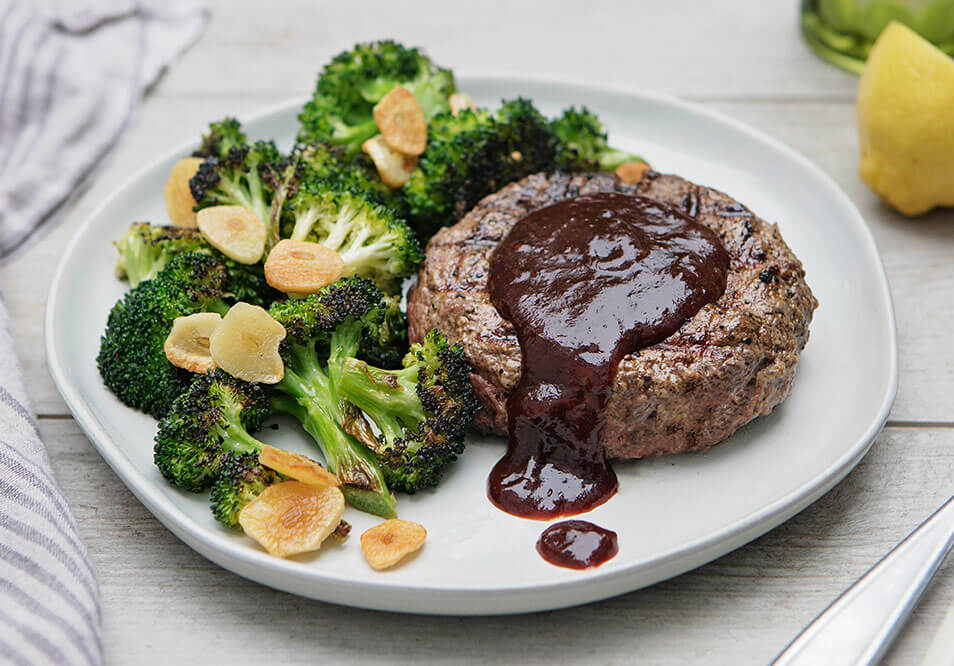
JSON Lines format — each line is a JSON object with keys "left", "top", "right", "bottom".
{"left": 802, "top": 0, "right": 954, "bottom": 72}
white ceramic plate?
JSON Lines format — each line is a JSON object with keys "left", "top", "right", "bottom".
{"left": 46, "top": 76, "right": 897, "bottom": 615}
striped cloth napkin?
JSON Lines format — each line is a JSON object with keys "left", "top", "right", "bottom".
{"left": 0, "top": 1, "right": 206, "bottom": 664}
{"left": 0, "top": 0, "right": 207, "bottom": 257}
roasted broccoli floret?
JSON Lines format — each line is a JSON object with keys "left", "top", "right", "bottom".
{"left": 190, "top": 139, "right": 286, "bottom": 251}
{"left": 550, "top": 107, "right": 643, "bottom": 172}
{"left": 402, "top": 101, "right": 645, "bottom": 239}
{"left": 281, "top": 182, "right": 422, "bottom": 294}
{"left": 114, "top": 223, "right": 207, "bottom": 286}
{"left": 193, "top": 117, "right": 246, "bottom": 159}
{"left": 492, "top": 98, "right": 564, "bottom": 181}
{"left": 297, "top": 40, "right": 456, "bottom": 156}
{"left": 154, "top": 369, "right": 272, "bottom": 492}
{"left": 293, "top": 143, "right": 398, "bottom": 210}
{"left": 268, "top": 277, "right": 401, "bottom": 517}
{"left": 112, "top": 222, "right": 276, "bottom": 305}
{"left": 403, "top": 98, "right": 557, "bottom": 239}
{"left": 270, "top": 278, "right": 475, "bottom": 499}
{"left": 210, "top": 452, "right": 281, "bottom": 527}
{"left": 369, "top": 293, "right": 409, "bottom": 369}
{"left": 335, "top": 329, "right": 478, "bottom": 493}
{"left": 97, "top": 253, "right": 230, "bottom": 419}
{"left": 152, "top": 369, "right": 297, "bottom": 528}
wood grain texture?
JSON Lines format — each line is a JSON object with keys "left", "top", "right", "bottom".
{"left": 42, "top": 420, "right": 954, "bottom": 665}
{"left": 156, "top": 0, "right": 860, "bottom": 101}
{"left": 2, "top": 0, "right": 953, "bottom": 662}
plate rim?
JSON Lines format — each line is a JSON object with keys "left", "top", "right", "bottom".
{"left": 44, "top": 74, "right": 899, "bottom": 613}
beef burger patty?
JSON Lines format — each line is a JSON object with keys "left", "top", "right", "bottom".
{"left": 407, "top": 171, "right": 817, "bottom": 459}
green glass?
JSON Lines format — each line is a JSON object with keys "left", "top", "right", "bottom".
{"left": 802, "top": 0, "right": 954, "bottom": 73}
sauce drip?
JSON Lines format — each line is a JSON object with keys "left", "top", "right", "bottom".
{"left": 536, "top": 520, "right": 619, "bottom": 569}
{"left": 487, "top": 192, "right": 729, "bottom": 519}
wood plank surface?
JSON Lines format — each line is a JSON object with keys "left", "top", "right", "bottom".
{"left": 157, "top": 0, "right": 858, "bottom": 101}
{"left": 42, "top": 420, "right": 954, "bottom": 665}
{"left": 2, "top": 0, "right": 953, "bottom": 663}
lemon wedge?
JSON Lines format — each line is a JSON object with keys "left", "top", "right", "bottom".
{"left": 857, "top": 21, "right": 954, "bottom": 216}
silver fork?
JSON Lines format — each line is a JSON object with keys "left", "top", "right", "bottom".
{"left": 774, "top": 496, "right": 954, "bottom": 665}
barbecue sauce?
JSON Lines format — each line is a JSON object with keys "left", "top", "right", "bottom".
{"left": 487, "top": 193, "right": 728, "bottom": 519}
{"left": 536, "top": 520, "right": 619, "bottom": 569}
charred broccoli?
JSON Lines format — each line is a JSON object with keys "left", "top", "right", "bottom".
{"left": 298, "top": 40, "right": 456, "bottom": 156}
{"left": 153, "top": 369, "right": 272, "bottom": 493}
{"left": 335, "top": 329, "right": 478, "bottom": 493}
{"left": 281, "top": 182, "right": 422, "bottom": 294}
{"left": 190, "top": 136, "right": 286, "bottom": 251}
{"left": 114, "top": 223, "right": 206, "bottom": 286}
{"left": 294, "top": 143, "right": 399, "bottom": 211}
{"left": 210, "top": 452, "right": 282, "bottom": 527}
{"left": 370, "top": 293, "right": 409, "bottom": 369}
{"left": 402, "top": 100, "right": 644, "bottom": 239}
{"left": 112, "top": 222, "right": 275, "bottom": 305}
{"left": 270, "top": 277, "right": 475, "bottom": 500}
{"left": 152, "top": 369, "right": 301, "bottom": 528}
{"left": 402, "top": 98, "right": 557, "bottom": 239}
{"left": 193, "top": 117, "right": 247, "bottom": 160}
{"left": 97, "top": 253, "right": 231, "bottom": 419}
{"left": 550, "top": 107, "right": 643, "bottom": 172}
{"left": 268, "top": 277, "right": 399, "bottom": 517}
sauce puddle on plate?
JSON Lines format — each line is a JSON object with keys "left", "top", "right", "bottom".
{"left": 487, "top": 192, "right": 728, "bottom": 521}
{"left": 536, "top": 520, "right": 619, "bottom": 569}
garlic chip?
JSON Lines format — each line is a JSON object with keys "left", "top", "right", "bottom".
{"left": 259, "top": 445, "right": 340, "bottom": 488}
{"left": 208, "top": 302, "right": 286, "bottom": 384}
{"left": 373, "top": 86, "right": 427, "bottom": 156}
{"left": 362, "top": 135, "right": 418, "bottom": 188}
{"left": 164, "top": 157, "right": 204, "bottom": 228}
{"left": 264, "top": 239, "right": 344, "bottom": 295}
{"left": 197, "top": 205, "right": 266, "bottom": 264}
{"left": 163, "top": 312, "right": 221, "bottom": 373}
{"left": 448, "top": 92, "right": 477, "bottom": 116}
{"left": 238, "top": 481, "right": 345, "bottom": 558}
{"left": 614, "top": 161, "right": 651, "bottom": 184}
{"left": 361, "top": 519, "right": 427, "bottom": 570}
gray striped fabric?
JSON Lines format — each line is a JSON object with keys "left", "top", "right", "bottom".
{"left": 0, "top": 0, "right": 207, "bottom": 257}
{"left": 0, "top": 300, "right": 102, "bottom": 665}
{"left": 0, "top": 1, "right": 206, "bottom": 663}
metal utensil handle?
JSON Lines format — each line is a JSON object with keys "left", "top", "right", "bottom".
{"left": 774, "top": 495, "right": 954, "bottom": 666}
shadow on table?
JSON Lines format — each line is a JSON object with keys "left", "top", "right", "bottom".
{"left": 185, "top": 449, "right": 880, "bottom": 665}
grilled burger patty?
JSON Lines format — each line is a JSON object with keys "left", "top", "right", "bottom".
{"left": 407, "top": 171, "right": 817, "bottom": 459}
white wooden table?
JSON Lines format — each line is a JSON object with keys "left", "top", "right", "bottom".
{"left": 4, "top": 1, "right": 953, "bottom": 663}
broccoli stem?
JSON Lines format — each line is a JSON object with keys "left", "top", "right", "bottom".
{"left": 218, "top": 173, "right": 275, "bottom": 251}
{"left": 402, "top": 79, "right": 448, "bottom": 118}
{"left": 302, "top": 403, "right": 396, "bottom": 518}
{"left": 337, "top": 240, "right": 395, "bottom": 275}
{"left": 323, "top": 319, "right": 409, "bottom": 449}
{"left": 327, "top": 318, "right": 422, "bottom": 434}
{"left": 115, "top": 235, "right": 159, "bottom": 286}
{"left": 324, "top": 318, "right": 362, "bottom": 386}
{"left": 290, "top": 207, "right": 324, "bottom": 244}
{"left": 302, "top": 206, "right": 398, "bottom": 276}
{"left": 337, "top": 360, "right": 423, "bottom": 426}
{"left": 330, "top": 117, "right": 380, "bottom": 156}
{"left": 217, "top": 402, "right": 267, "bottom": 456}
{"left": 321, "top": 205, "right": 363, "bottom": 251}
{"left": 207, "top": 299, "right": 231, "bottom": 317}
{"left": 193, "top": 381, "right": 271, "bottom": 492}
{"left": 273, "top": 345, "right": 396, "bottom": 518}
{"left": 597, "top": 147, "right": 645, "bottom": 172}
